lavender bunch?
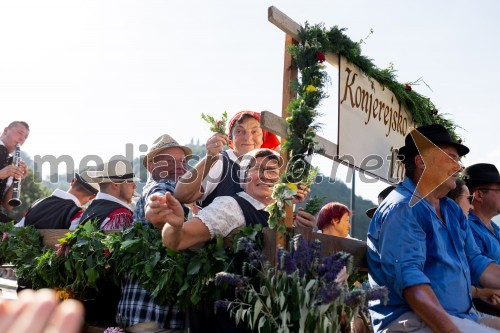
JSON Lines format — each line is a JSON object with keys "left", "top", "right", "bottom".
{"left": 216, "top": 234, "right": 387, "bottom": 333}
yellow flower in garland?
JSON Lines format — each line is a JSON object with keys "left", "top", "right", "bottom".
{"left": 305, "top": 85, "right": 317, "bottom": 92}
{"left": 54, "top": 287, "right": 74, "bottom": 300}
{"left": 285, "top": 182, "right": 298, "bottom": 192}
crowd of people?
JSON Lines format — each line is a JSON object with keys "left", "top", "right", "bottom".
{"left": 0, "top": 115, "right": 499, "bottom": 333}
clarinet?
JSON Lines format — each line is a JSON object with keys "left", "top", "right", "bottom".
{"left": 8, "top": 144, "right": 22, "bottom": 207}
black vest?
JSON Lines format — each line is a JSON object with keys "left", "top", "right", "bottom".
{"left": 24, "top": 196, "right": 81, "bottom": 229}
{"left": 199, "top": 151, "right": 242, "bottom": 208}
{"left": 80, "top": 199, "right": 130, "bottom": 228}
{"left": 232, "top": 194, "right": 269, "bottom": 227}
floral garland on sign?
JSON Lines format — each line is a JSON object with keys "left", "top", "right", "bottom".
{"left": 291, "top": 23, "right": 461, "bottom": 140}
{"left": 266, "top": 23, "right": 464, "bottom": 231}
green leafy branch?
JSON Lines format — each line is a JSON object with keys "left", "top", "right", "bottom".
{"left": 201, "top": 111, "right": 228, "bottom": 134}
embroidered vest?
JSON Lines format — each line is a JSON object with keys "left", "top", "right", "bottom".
{"left": 80, "top": 199, "right": 130, "bottom": 228}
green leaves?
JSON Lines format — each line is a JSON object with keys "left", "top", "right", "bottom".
{"left": 201, "top": 111, "right": 228, "bottom": 134}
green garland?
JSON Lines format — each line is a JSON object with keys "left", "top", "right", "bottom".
{"left": 266, "top": 23, "right": 463, "bottom": 231}
{"left": 0, "top": 222, "right": 261, "bottom": 309}
{"left": 290, "top": 23, "right": 461, "bottom": 139}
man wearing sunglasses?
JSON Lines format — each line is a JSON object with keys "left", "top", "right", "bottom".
{"left": 463, "top": 163, "right": 500, "bottom": 317}
{"left": 463, "top": 163, "right": 500, "bottom": 264}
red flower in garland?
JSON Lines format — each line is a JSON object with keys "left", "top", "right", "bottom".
{"left": 103, "top": 249, "right": 111, "bottom": 257}
{"left": 457, "top": 138, "right": 463, "bottom": 144}
{"left": 316, "top": 51, "right": 326, "bottom": 63}
{"left": 404, "top": 84, "right": 412, "bottom": 91}
{"left": 2, "top": 233, "right": 7, "bottom": 241}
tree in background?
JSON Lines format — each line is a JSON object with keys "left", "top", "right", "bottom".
{"left": 10, "top": 168, "right": 52, "bottom": 222}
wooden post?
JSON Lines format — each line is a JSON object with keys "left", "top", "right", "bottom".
{"left": 267, "top": 6, "right": 301, "bottom": 253}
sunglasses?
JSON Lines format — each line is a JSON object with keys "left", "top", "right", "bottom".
{"left": 458, "top": 194, "right": 474, "bottom": 204}
{"left": 477, "top": 188, "right": 500, "bottom": 192}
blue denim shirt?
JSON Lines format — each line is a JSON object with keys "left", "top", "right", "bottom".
{"left": 133, "top": 177, "right": 176, "bottom": 226}
{"left": 367, "top": 178, "right": 494, "bottom": 332}
{"left": 468, "top": 211, "right": 500, "bottom": 264}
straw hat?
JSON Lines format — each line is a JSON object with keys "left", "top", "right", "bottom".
{"left": 143, "top": 134, "right": 192, "bottom": 167}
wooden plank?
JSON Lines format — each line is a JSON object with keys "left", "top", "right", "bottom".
{"left": 38, "top": 229, "right": 120, "bottom": 248}
{"left": 268, "top": 6, "right": 302, "bottom": 42}
{"left": 261, "top": 111, "right": 338, "bottom": 160}
{"left": 38, "top": 229, "right": 72, "bottom": 248}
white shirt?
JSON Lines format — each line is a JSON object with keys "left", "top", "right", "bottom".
{"left": 200, "top": 149, "right": 240, "bottom": 201}
{"left": 196, "top": 191, "right": 266, "bottom": 239}
{"left": 0, "top": 139, "right": 13, "bottom": 192}
{"left": 16, "top": 189, "right": 83, "bottom": 227}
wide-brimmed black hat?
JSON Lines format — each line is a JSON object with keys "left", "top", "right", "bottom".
{"left": 366, "top": 185, "right": 396, "bottom": 218}
{"left": 462, "top": 163, "right": 500, "bottom": 186}
{"left": 75, "top": 173, "right": 99, "bottom": 195}
{"left": 398, "top": 124, "right": 469, "bottom": 162}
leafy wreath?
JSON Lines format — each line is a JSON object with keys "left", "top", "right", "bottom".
{"left": 266, "top": 23, "right": 462, "bottom": 230}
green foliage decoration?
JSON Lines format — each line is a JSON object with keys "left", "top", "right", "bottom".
{"left": 289, "top": 23, "right": 461, "bottom": 140}
{"left": 0, "top": 221, "right": 261, "bottom": 309}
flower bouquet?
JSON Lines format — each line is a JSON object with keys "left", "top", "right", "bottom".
{"left": 215, "top": 234, "right": 387, "bottom": 333}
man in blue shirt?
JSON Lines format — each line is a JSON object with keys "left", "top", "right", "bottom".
{"left": 367, "top": 124, "right": 500, "bottom": 332}
{"left": 463, "top": 163, "right": 500, "bottom": 313}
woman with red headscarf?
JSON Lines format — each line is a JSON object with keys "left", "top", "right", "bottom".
{"left": 174, "top": 111, "right": 282, "bottom": 208}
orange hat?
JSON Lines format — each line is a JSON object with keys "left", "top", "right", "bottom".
{"left": 227, "top": 111, "right": 280, "bottom": 150}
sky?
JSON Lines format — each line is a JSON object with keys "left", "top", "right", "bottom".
{"left": 1, "top": 0, "right": 499, "bottom": 221}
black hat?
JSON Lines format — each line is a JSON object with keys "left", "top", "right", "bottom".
{"left": 462, "top": 163, "right": 500, "bottom": 186}
{"left": 398, "top": 124, "right": 469, "bottom": 162}
{"left": 75, "top": 173, "right": 99, "bottom": 195}
{"left": 366, "top": 185, "right": 396, "bottom": 218}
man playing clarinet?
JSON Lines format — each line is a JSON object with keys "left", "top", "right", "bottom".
{"left": 0, "top": 121, "right": 29, "bottom": 223}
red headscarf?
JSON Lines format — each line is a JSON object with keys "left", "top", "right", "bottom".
{"left": 227, "top": 111, "right": 280, "bottom": 150}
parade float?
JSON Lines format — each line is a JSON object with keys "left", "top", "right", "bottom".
{"left": 0, "top": 6, "right": 463, "bottom": 333}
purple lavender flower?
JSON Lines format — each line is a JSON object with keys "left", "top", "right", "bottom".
{"left": 238, "top": 237, "right": 265, "bottom": 267}
{"left": 214, "top": 299, "right": 231, "bottom": 310}
{"left": 364, "top": 286, "right": 388, "bottom": 307}
{"left": 318, "top": 252, "right": 351, "bottom": 283}
{"left": 215, "top": 272, "right": 248, "bottom": 286}
{"left": 344, "top": 289, "right": 364, "bottom": 308}
{"left": 278, "top": 248, "right": 297, "bottom": 274}
{"left": 291, "top": 235, "right": 314, "bottom": 276}
{"left": 318, "top": 284, "right": 342, "bottom": 304}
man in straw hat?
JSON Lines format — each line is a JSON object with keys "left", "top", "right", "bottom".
{"left": 367, "top": 124, "right": 500, "bottom": 332}
{"left": 16, "top": 172, "right": 99, "bottom": 229}
{"left": 116, "top": 134, "right": 190, "bottom": 332}
{"left": 80, "top": 159, "right": 137, "bottom": 230}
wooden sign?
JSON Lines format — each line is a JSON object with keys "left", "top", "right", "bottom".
{"left": 337, "top": 56, "right": 415, "bottom": 182}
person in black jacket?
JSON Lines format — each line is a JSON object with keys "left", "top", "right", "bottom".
{"left": 0, "top": 121, "right": 29, "bottom": 222}
{"left": 17, "top": 173, "right": 98, "bottom": 229}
